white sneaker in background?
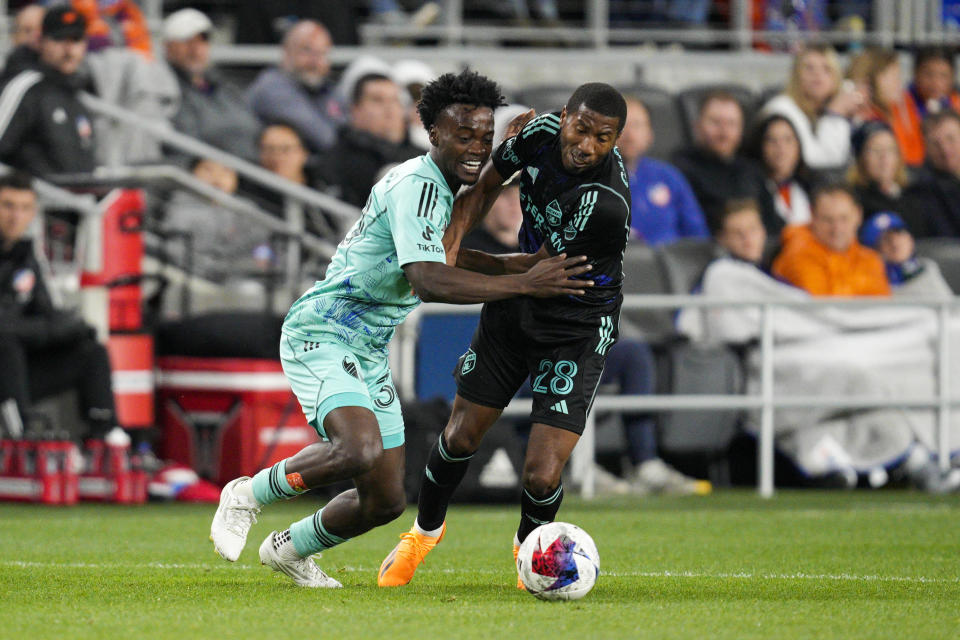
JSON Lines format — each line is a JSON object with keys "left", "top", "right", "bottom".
{"left": 631, "top": 458, "right": 712, "bottom": 496}
{"left": 259, "top": 530, "right": 342, "bottom": 588}
{"left": 590, "top": 463, "right": 631, "bottom": 495}
{"left": 210, "top": 476, "right": 260, "bottom": 562}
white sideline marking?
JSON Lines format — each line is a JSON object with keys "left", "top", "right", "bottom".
{"left": 2, "top": 561, "right": 957, "bottom": 584}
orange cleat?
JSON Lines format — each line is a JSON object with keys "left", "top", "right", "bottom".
{"left": 513, "top": 543, "right": 525, "bottom": 590}
{"left": 378, "top": 522, "right": 446, "bottom": 587}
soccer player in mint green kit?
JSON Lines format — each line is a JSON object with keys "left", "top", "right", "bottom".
{"left": 209, "top": 70, "right": 594, "bottom": 588}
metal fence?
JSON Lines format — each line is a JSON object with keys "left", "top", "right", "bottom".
{"left": 397, "top": 294, "right": 960, "bottom": 499}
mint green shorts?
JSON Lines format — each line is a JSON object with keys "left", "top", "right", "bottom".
{"left": 279, "top": 334, "right": 404, "bottom": 449}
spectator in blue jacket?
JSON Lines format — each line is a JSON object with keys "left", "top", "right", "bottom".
{"left": 245, "top": 20, "right": 347, "bottom": 153}
{"left": 618, "top": 95, "right": 708, "bottom": 245}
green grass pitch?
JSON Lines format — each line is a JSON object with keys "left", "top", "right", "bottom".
{"left": 2, "top": 490, "right": 959, "bottom": 640}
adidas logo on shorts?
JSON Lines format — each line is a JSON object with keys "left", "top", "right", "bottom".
{"left": 342, "top": 357, "right": 360, "bottom": 380}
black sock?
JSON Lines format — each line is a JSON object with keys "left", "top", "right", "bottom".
{"left": 416, "top": 434, "right": 474, "bottom": 531}
{"left": 517, "top": 483, "right": 564, "bottom": 543}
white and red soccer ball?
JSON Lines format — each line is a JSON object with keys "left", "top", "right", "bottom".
{"left": 516, "top": 522, "right": 599, "bottom": 601}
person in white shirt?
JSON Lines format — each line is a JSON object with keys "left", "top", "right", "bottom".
{"left": 761, "top": 43, "right": 863, "bottom": 171}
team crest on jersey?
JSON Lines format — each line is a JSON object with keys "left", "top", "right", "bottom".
{"left": 76, "top": 115, "right": 92, "bottom": 140}
{"left": 12, "top": 268, "right": 35, "bottom": 303}
{"left": 649, "top": 183, "right": 672, "bottom": 207}
{"left": 563, "top": 221, "right": 578, "bottom": 241}
{"left": 526, "top": 166, "right": 539, "bottom": 183}
{"left": 460, "top": 348, "right": 476, "bottom": 375}
{"left": 545, "top": 199, "right": 563, "bottom": 227}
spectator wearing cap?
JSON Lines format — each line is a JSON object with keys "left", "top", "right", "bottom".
{"left": 163, "top": 8, "right": 261, "bottom": 161}
{"left": 316, "top": 72, "right": 420, "bottom": 207}
{"left": 860, "top": 211, "right": 953, "bottom": 298}
{"left": 245, "top": 20, "right": 346, "bottom": 153}
{"left": 772, "top": 184, "right": 890, "bottom": 297}
{"left": 847, "top": 121, "right": 927, "bottom": 232}
{"left": 0, "top": 6, "right": 96, "bottom": 176}
{"left": 907, "top": 111, "right": 960, "bottom": 238}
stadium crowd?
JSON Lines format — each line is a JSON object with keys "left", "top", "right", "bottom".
{"left": 2, "top": 1, "right": 960, "bottom": 497}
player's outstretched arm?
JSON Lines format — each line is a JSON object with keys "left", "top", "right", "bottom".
{"left": 403, "top": 254, "right": 593, "bottom": 304}
{"left": 455, "top": 244, "right": 552, "bottom": 275}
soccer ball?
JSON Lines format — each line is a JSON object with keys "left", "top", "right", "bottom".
{"left": 516, "top": 522, "right": 599, "bottom": 601}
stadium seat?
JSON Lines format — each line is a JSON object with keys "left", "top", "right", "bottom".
{"left": 622, "top": 83, "right": 689, "bottom": 160}
{"left": 512, "top": 85, "right": 575, "bottom": 115}
{"left": 915, "top": 238, "right": 960, "bottom": 294}
{"left": 620, "top": 243, "right": 675, "bottom": 343}
{"left": 676, "top": 83, "right": 757, "bottom": 145}
{"left": 657, "top": 238, "right": 720, "bottom": 294}
{"left": 657, "top": 340, "right": 744, "bottom": 485}
{"left": 754, "top": 84, "right": 784, "bottom": 113}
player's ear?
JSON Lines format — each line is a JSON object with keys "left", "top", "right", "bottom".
{"left": 428, "top": 124, "right": 439, "bottom": 148}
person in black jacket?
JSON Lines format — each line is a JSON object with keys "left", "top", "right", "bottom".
{"left": 316, "top": 72, "right": 420, "bottom": 207}
{"left": 0, "top": 4, "right": 44, "bottom": 83}
{"left": 0, "top": 7, "right": 96, "bottom": 177}
{"left": 673, "top": 90, "right": 780, "bottom": 235}
{"left": 0, "top": 173, "right": 115, "bottom": 438}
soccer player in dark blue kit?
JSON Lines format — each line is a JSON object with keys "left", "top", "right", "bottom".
{"left": 379, "top": 83, "right": 630, "bottom": 588}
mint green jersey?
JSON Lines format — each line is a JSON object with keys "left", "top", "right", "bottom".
{"left": 282, "top": 154, "right": 453, "bottom": 356}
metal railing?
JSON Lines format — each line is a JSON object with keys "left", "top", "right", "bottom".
{"left": 397, "top": 294, "right": 960, "bottom": 499}
{"left": 356, "top": 0, "right": 955, "bottom": 49}
{"left": 78, "top": 93, "right": 361, "bottom": 234}
{"left": 44, "top": 164, "right": 338, "bottom": 310}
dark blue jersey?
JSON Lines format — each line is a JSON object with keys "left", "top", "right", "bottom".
{"left": 492, "top": 111, "right": 632, "bottom": 312}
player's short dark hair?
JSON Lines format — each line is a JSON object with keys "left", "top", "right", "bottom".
{"left": 811, "top": 183, "right": 860, "bottom": 210}
{"left": 914, "top": 45, "right": 956, "bottom": 72}
{"left": 352, "top": 72, "right": 393, "bottom": 106}
{"left": 698, "top": 90, "right": 744, "bottom": 119}
{"left": 0, "top": 171, "right": 34, "bottom": 193}
{"left": 565, "top": 83, "right": 627, "bottom": 133}
{"left": 417, "top": 69, "right": 506, "bottom": 130}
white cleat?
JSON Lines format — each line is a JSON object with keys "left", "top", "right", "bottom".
{"left": 259, "top": 531, "right": 342, "bottom": 588}
{"left": 210, "top": 477, "right": 260, "bottom": 562}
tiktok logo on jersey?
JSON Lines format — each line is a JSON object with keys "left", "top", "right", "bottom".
{"left": 422, "top": 226, "right": 434, "bottom": 241}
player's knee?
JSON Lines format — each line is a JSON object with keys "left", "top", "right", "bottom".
{"left": 370, "top": 498, "right": 406, "bottom": 527}
{"left": 522, "top": 468, "right": 561, "bottom": 497}
{"left": 443, "top": 423, "right": 483, "bottom": 457}
{"left": 337, "top": 437, "right": 384, "bottom": 476}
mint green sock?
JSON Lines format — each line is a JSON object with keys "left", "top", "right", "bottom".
{"left": 289, "top": 507, "right": 349, "bottom": 557}
{"left": 251, "top": 459, "right": 303, "bottom": 506}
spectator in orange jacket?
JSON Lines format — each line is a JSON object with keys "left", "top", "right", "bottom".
{"left": 72, "top": 0, "right": 152, "bottom": 57}
{"left": 855, "top": 49, "right": 926, "bottom": 166}
{"left": 772, "top": 184, "right": 891, "bottom": 296}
